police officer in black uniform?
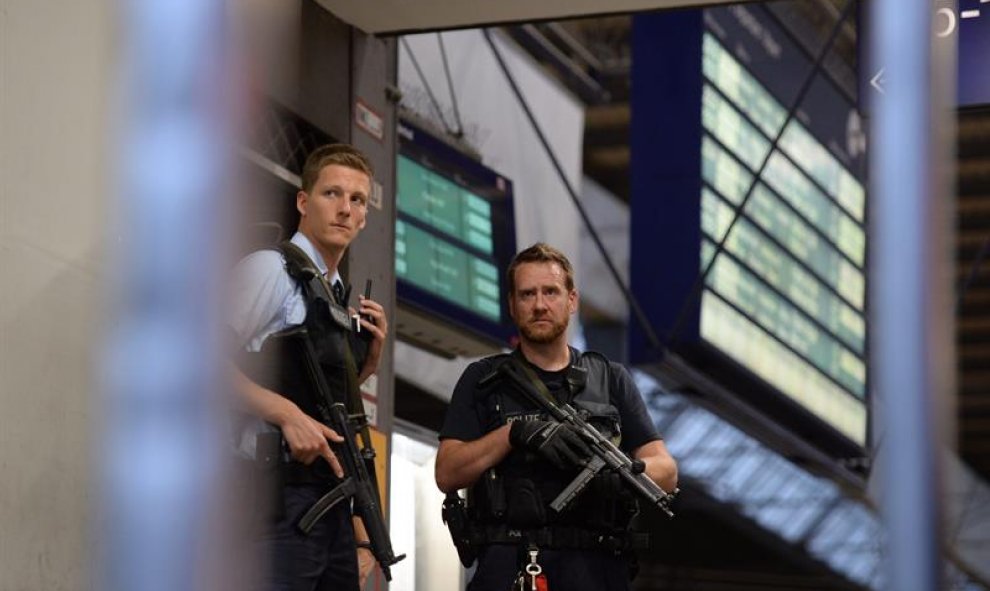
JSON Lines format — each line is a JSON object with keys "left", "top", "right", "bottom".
{"left": 231, "top": 144, "right": 388, "bottom": 590}
{"left": 436, "top": 242, "right": 678, "bottom": 591}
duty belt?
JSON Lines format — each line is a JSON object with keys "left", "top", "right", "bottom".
{"left": 473, "top": 524, "right": 648, "bottom": 552}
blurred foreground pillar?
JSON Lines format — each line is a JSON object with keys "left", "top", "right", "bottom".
{"left": 870, "top": 1, "right": 956, "bottom": 589}
{"left": 100, "top": 1, "right": 233, "bottom": 590}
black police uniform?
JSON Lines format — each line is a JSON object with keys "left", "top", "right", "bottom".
{"left": 440, "top": 348, "right": 661, "bottom": 591}
{"left": 240, "top": 241, "right": 369, "bottom": 591}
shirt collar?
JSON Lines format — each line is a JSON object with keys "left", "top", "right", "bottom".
{"left": 290, "top": 231, "right": 342, "bottom": 286}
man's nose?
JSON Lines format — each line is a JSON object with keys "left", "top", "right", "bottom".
{"left": 338, "top": 196, "right": 352, "bottom": 215}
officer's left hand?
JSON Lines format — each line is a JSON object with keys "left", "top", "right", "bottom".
{"left": 356, "top": 546, "right": 377, "bottom": 588}
{"left": 353, "top": 295, "right": 388, "bottom": 384}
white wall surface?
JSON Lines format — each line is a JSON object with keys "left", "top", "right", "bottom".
{"left": 1, "top": 0, "right": 112, "bottom": 588}
{"left": 389, "top": 433, "right": 461, "bottom": 591}
{"left": 398, "top": 29, "right": 584, "bottom": 267}
{"left": 395, "top": 30, "right": 586, "bottom": 399}
{"left": 579, "top": 176, "right": 630, "bottom": 321}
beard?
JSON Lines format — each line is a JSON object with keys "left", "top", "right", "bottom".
{"left": 519, "top": 316, "right": 568, "bottom": 344}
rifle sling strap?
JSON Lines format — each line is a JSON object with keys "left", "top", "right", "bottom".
{"left": 277, "top": 241, "right": 365, "bottom": 419}
{"left": 507, "top": 349, "right": 564, "bottom": 409}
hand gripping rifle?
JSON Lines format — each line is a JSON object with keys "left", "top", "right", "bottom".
{"left": 495, "top": 359, "right": 678, "bottom": 518}
{"left": 274, "top": 326, "right": 406, "bottom": 581}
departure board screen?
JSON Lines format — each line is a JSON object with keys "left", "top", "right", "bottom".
{"left": 697, "top": 11, "right": 867, "bottom": 444}
{"left": 397, "top": 155, "right": 496, "bottom": 256}
{"left": 630, "top": 5, "right": 868, "bottom": 450}
{"left": 395, "top": 119, "right": 516, "bottom": 348}
{"left": 395, "top": 218, "right": 501, "bottom": 322}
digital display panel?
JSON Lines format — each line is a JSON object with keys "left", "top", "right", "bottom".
{"left": 395, "top": 219, "right": 501, "bottom": 322}
{"left": 397, "top": 155, "right": 495, "bottom": 255}
{"left": 630, "top": 5, "right": 869, "bottom": 450}
{"left": 697, "top": 20, "right": 867, "bottom": 444}
{"left": 395, "top": 119, "right": 516, "bottom": 350}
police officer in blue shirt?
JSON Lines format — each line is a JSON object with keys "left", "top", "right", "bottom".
{"left": 230, "top": 144, "right": 387, "bottom": 590}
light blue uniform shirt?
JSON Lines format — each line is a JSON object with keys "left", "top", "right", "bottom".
{"left": 230, "top": 231, "right": 342, "bottom": 457}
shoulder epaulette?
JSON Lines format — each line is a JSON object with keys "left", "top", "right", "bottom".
{"left": 477, "top": 352, "right": 513, "bottom": 389}
{"left": 574, "top": 349, "right": 610, "bottom": 369}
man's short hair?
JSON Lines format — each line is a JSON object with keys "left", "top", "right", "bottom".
{"left": 506, "top": 242, "right": 576, "bottom": 295}
{"left": 300, "top": 143, "right": 374, "bottom": 193}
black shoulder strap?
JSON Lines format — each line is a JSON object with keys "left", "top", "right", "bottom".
{"left": 273, "top": 241, "right": 366, "bottom": 412}
{"left": 572, "top": 350, "right": 611, "bottom": 378}
{"left": 505, "top": 348, "right": 612, "bottom": 404}
{"left": 570, "top": 349, "right": 613, "bottom": 405}
{"left": 476, "top": 353, "right": 513, "bottom": 389}
{"left": 275, "top": 241, "right": 333, "bottom": 304}
{"left": 506, "top": 349, "right": 564, "bottom": 406}
{"left": 575, "top": 349, "right": 607, "bottom": 364}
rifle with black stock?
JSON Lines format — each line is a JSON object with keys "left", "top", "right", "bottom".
{"left": 494, "top": 358, "right": 679, "bottom": 518}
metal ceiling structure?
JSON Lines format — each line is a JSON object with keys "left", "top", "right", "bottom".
{"left": 315, "top": 0, "right": 743, "bottom": 35}
{"left": 637, "top": 371, "right": 990, "bottom": 590}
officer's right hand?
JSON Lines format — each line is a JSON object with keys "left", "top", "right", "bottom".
{"left": 509, "top": 420, "right": 592, "bottom": 470}
{"left": 279, "top": 406, "right": 345, "bottom": 477}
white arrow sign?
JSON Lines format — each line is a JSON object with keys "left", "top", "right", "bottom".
{"left": 871, "top": 68, "right": 886, "bottom": 94}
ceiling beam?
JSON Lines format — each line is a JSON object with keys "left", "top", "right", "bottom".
{"left": 315, "top": 0, "right": 747, "bottom": 35}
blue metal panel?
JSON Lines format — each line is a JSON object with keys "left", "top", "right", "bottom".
{"left": 629, "top": 11, "right": 705, "bottom": 364}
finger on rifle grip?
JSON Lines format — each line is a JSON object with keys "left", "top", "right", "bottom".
{"left": 322, "top": 424, "right": 345, "bottom": 443}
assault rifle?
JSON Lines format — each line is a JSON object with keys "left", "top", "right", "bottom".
{"left": 494, "top": 358, "right": 678, "bottom": 518}
{"left": 254, "top": 325, "right": 406, "bottom": 581}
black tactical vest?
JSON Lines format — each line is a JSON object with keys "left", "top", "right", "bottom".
{"left": 468, "top": 349, "right": 638, "bottom": 533}
{"left": 238, "top": 242, "right": 366, "bottom": 457}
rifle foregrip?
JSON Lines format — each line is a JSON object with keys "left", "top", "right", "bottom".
{"left": 550, "top": 456, "right": 606, "bottom": 512}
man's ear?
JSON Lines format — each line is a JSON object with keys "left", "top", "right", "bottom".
{"left": 568, "top": 289, "right": 579, "bottom": 315}
{"left": 296, "top": 190, "right": 308, "bottom": 217}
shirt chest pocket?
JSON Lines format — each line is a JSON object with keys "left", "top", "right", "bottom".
{"left": 283, "top": 291, "right": 307, "bottom": 327}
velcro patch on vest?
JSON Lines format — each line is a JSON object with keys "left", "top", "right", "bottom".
{"left": 505, "top": 411, "right": 543, "bottom": 424}
{"left": 327, "top": 301, "right": 353, "bottom": 331}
